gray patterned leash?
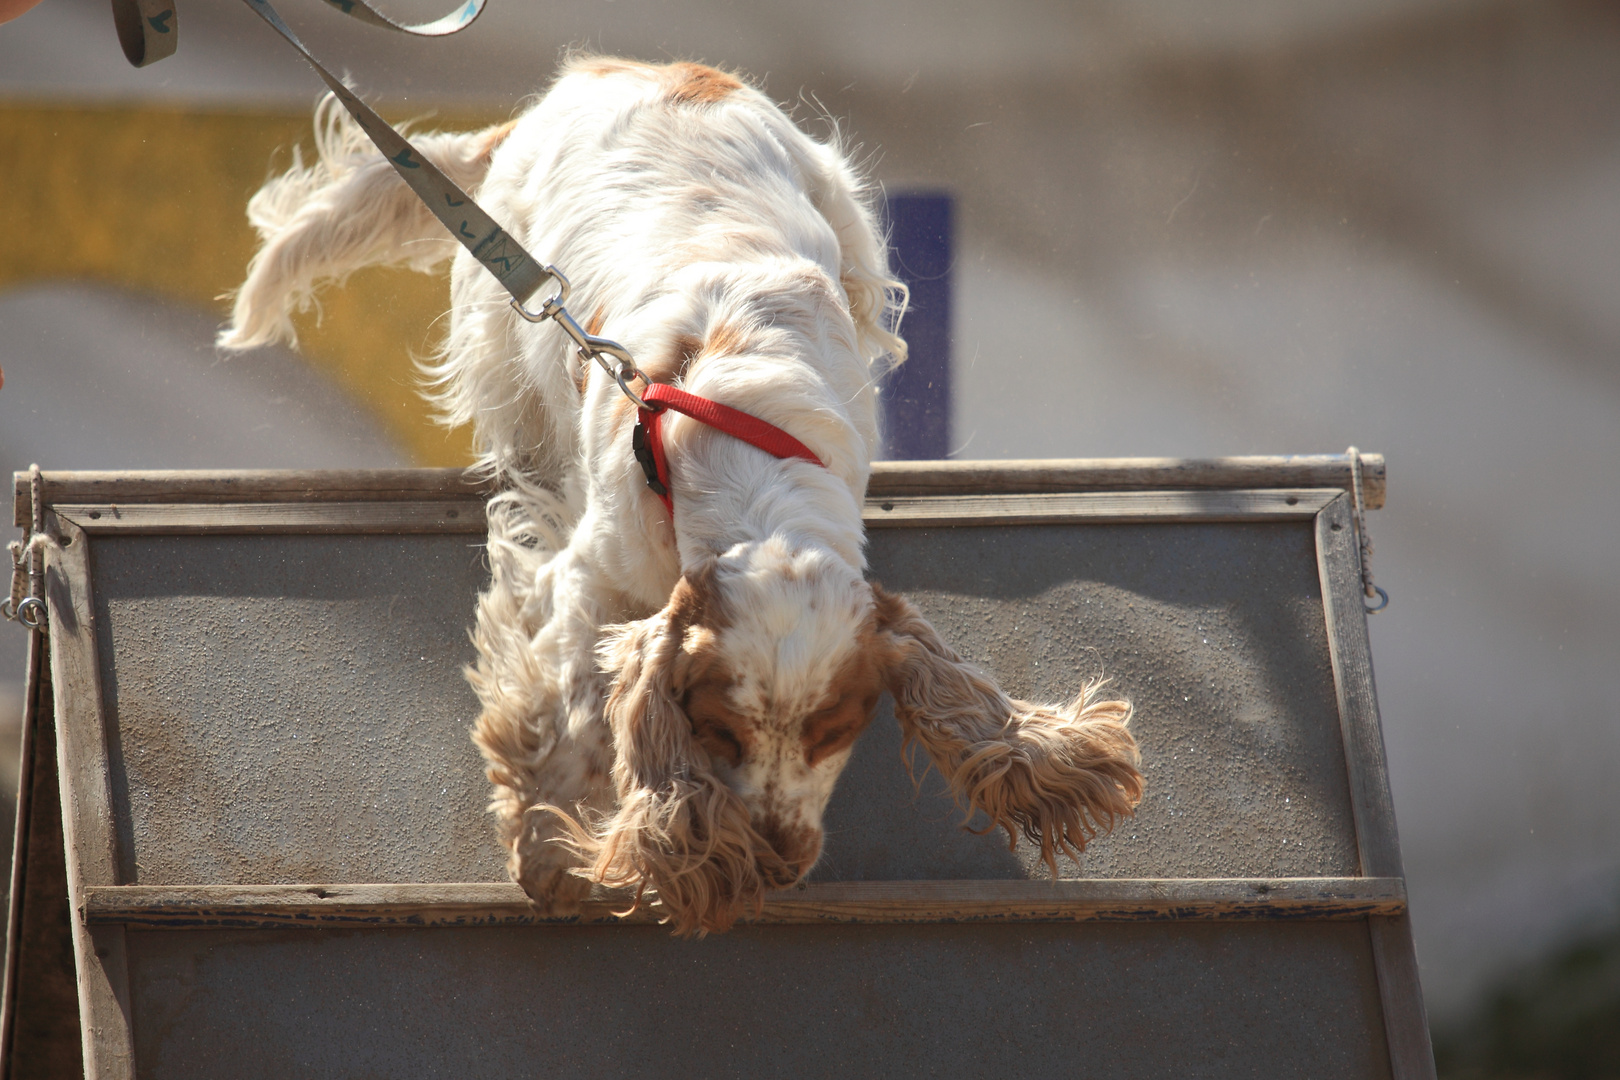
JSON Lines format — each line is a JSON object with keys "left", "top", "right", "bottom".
{"left": 238, "top": 0, "right": 549, "bottom": 305}
{"left": 107, "top": 0, "right": 651, "bottom": 403}
{"left": 14, "top": 0, "right": 523, "bottom": 632}
{"left": 112, "top": 0, "right": 486, "bottom": 68}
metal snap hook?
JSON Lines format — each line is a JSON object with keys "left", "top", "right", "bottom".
{"left": 509, "top": 264, "right": 570, "bottom": 323}
{"left": 502, "top": 262, "right": 650, "bottom": 408}
{"left": 613, "top": 363, "right": 653, "bottom": 410}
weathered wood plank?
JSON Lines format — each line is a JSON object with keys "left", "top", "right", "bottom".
{"left": 863, "top": 489, "right": 1338, "bottom": 526}
{"left": 47, "top": 490, "right": 1337, "bottom": 535}
{"left": 0, "top": 625, "right": 45, "bottom": 1067}
{"left": 1369, "top": 915, "right": 1439, "bottom": 1079}
{"left": 1314, "top": 497, "right": 1431, "bottom": 1077}
{"left": 869, "top": 455, "right": 1385, "bottom": 507}
{"left": 55, "top": 501, "right": 489, "bottom": 535}
{"left": 0, "top": 637, "right": 86, "bottom": 1079}
{"left": 1315, "top": 495, "right": 1405, "bottom": 879}
{"left": 16, "top": 455, "right": 1385, "bottom": 525}
{"left": 81, "top": 877, "right": 1405, "bottom": 929}
{"left": 14, "top": 469, "right": 489, "bottom": 523}
{"left": 42, "top": 517, "right": 134, "bottom": 1080}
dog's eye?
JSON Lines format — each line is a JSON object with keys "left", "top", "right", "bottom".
{"left": 809, "top": 726, "right": 845, "bottom": 754}
{"left": 684, "top": 682, "right": 749, "bottom": 766}
{"left": 803, "top": 691, "right": 882, "bottom": 766}
{"left": 808, "top": 694, "right": 850, "bottom": 724}
{"left": 805, "top": 724, "right": 857, "bottom": 766}
{"left": 694, "top": 722, "right": 744, "bottom": 766}
{"left": 805, "top": 715, "right": 868, "bottom": 765}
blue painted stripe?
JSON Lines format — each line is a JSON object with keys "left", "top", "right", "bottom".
{"left": 882, "top": 192, "right": 953, "bottom": 460}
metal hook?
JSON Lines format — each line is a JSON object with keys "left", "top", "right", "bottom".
{"left": 506, "top": 264, "right": 651, "bottom": 409}
{"left": 613, "top": 365, "right": 652, "bottom": 410}
{"left": 509, "top": 264, "right": 571, "bottom": 323}
{"left": 1364, "top": 585, "right": 1389, "bottom": 614}
{"left": 5, "top": 596, "right": 46, "bottom": 630}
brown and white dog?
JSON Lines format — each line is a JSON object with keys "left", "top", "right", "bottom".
{"left": 221, "top": 57, "right": 1143, "bottom": 935}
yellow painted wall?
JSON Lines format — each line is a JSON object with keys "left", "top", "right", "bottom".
{"left": 0, "top": 102, "right": 502, "bottom": 466}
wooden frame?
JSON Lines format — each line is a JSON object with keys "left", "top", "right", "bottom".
{"left": 1316, "top": 492, "right": 1435, "bottom": 1077}
{"left": 7, "top": 457, "right": 1430, "bottom": 1080}
{"left": 0, "top": 627, "right": 43, "bottom": 1066}
{"left": 39, "top": 515, "right": 135, "bottom": 1079}
{"left": 41, "top": 488, "right": 1336, "bottom": 538}
{"left": 80, "top": 877, "right": 1407, "bottom": 929}
{"left": 12, "top": 455, "right": 1384, "bottom": 527}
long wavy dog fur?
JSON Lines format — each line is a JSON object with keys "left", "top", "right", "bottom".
{"left": 222, "top": 56, "right": 1143, "bottom": 936}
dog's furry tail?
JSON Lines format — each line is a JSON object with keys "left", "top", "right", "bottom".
{"left": 219, "top": 94, "right": 516, "bottom": 351}
{"left": 779, "top": 114, "right": 909, "bottom": 373}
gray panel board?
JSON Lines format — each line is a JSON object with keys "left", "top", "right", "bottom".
{"left": 92, "top": 534, "right": 506, "bottom": 886}
{"left": 92, "top": 521, "right": 1356, "bottom": 887}
{"left": 127, "top": 921, "right": 1392, "bottom": 1080}
{"left": 833, "top": 521, "right": 1357, "bottom": 880}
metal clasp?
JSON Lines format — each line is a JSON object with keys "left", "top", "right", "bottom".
{"left": 512, "top": 265, "right": 653, "bottom": 409}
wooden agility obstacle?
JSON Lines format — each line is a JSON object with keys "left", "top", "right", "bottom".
{"left": 1, "top": 455, "right": 1432, "bottom": 1079}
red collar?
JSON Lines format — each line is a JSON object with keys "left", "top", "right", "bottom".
{"left": 631, "top": 383, "right": 824, "bottom": 515}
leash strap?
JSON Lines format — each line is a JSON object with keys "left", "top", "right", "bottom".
{"left": 110, "top": 0, "right": 660, "bottom": 400}
{"left": 110, "top": 0, "right": 485, "bottom": 64}
{"left": 111, "top": 0, "right": 179, "bottom": 67}
{"left": 308, "top": 0, "right": 485, "bottom": 36}
{"left": 634, "top": 384, "right": 824, "bottom": 516}
{"left": 104, "top": 0, "right": 819, "bottom": 513}
{"left": 234, "top": 0, "right": 550, "bottom": 306}
{"left": 110, "top": 0, "right": 550, "bottom": 305}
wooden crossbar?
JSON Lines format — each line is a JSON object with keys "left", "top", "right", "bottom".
{"left": 81, "top": 878, "right": 1406, "bottom": 930}
{"left": 13, "top": 455, "right": 1385, "bottom": 525}
{"left": 43, "top": 488, "right": 1341, "bottom": 535}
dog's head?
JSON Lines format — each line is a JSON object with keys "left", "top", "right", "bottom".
{"left": 579, "top": 537, "right": 1144, "bottom": 936}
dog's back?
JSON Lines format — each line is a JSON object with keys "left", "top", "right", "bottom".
{"left": 221, "top": 58, "right": 904, "bottom": 487}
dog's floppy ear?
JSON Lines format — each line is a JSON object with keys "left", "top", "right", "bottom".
{"left": 569, "top": 568, "right": 771, "bottom": 936}
{"left": 870, "top": 583, "right": 1144, "bottom": 875}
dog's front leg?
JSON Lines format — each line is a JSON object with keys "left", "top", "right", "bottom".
{"left": 470, "top": 542, "right": 622, "bottom": 915}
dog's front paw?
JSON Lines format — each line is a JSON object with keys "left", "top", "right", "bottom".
{"left": 513, "top": 857, "right": 594, "bottom": 918}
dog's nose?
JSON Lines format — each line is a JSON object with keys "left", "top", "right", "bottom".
{"left": 757, "top": 821, "right": 821, "bottom": 887}
{"left": 760, "top": 860, "right": 805, "bottom": 889}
